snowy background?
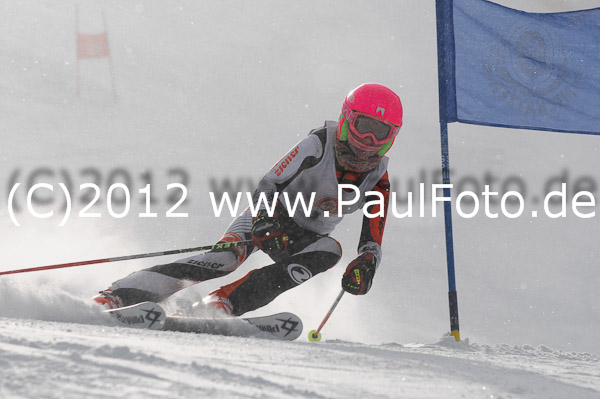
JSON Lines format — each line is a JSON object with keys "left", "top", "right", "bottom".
{"left": 1, "top": 0, "right": 599, "bottom": 397}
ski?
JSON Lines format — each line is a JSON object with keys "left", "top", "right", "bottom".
{"left": 105, "top": 301, "right": 303, "bottom": 341}
{"left": 106, "top": 301, "right": 166, "bottom": 330}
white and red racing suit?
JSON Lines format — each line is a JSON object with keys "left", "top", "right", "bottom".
{"left": 106, "top": 121, "right": 391, "bottom": 315}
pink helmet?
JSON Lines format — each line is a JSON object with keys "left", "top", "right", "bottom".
{"left": 337, "top": 83, "right": 403, "bottom": 156}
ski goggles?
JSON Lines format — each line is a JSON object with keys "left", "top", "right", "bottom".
{"left": 342, "top": 102, "right": 401, "bottom": 145}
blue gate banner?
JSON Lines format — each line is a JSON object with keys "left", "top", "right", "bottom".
{"left": 438, "top": 0, "right": 600, "bottom": 135}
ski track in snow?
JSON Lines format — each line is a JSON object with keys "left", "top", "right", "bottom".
{"left": 1, "top": 317, "right": 599, "bottom": 399}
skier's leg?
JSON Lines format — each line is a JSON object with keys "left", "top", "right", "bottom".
{"left": 95, "top": 211, "right": 255, "bottom": 307}
{"left": 206, "top": 235, "right": 342, "bottom": 316}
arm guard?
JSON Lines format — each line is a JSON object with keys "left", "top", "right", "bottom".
{"left": 358, "top": 171, "right": 390, "bottom": 269}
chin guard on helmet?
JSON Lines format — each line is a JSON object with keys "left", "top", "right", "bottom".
{"left": 334, "top": 131, "right": 384, "bottom": 173}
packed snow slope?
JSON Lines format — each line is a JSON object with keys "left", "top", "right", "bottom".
{"left": 1, "top": 0, "right": 600, "bottom": 397}
{"left": 1, "top": 315, "right": 599, "bottom": 399}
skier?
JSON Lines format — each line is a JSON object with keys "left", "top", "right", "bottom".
{"left": 94, "top": 83, "right": 403, "bottom": 316}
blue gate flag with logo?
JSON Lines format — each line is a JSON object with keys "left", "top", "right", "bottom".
{"left": 437, "top": 0, "right": 600, "bottom": 135}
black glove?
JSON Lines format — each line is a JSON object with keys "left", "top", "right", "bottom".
{"left": 251, "top": 209, "right": 289, "bottom": 254}
{"left": 341, "top": 253, "right": 376, "bottom": 295}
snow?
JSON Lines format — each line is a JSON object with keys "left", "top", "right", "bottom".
{"left": 2, "top": 0, "right": 600, "bottom": 397}
{"left": 1, "top": 286, "right": 599, "bottom": 398}
{"left": 1, "top": 315, "right": 599, "bottom": 399}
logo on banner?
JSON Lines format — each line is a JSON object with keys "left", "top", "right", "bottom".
{"left": 484, "top": 23, "right": 579, "bottom": 117}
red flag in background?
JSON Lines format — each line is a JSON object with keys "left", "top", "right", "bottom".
{"left": 77, "top": 33, "right": 110, "bottom": 59}
{"left": 75, "top": 4, "right": 117, "bottom": 101}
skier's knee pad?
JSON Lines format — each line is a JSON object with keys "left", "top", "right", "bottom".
{"left": 218, "top": 231, "right": 250, "bottom": 264}
{"left": 294, "top": 236, "right": 342, "bottom": 270}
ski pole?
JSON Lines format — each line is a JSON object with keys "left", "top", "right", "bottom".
{"left": 308, "top": 289, "right": 345, "bottom": 342}
{"left": 0, "top": 240, "right": 253, "bottom": 277}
